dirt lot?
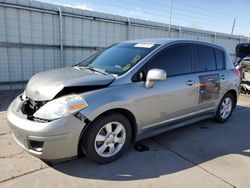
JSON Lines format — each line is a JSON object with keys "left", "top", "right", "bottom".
{"left": 1, "top": 91, "right": 250, "bottom": 188}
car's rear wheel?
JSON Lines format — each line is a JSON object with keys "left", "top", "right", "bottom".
{"left": 81, "top": 113, "right": 132, "bottom": 163}
{"left": 215, "top": 93, "right": 234, "bottom": 123}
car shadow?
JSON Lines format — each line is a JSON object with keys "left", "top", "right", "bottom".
{"left": 51, "top": 105, "right": 250, "bottom": 181}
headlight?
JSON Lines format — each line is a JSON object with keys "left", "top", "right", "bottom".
{"left": 33, "top": 95, "right": 88, "bottom": 120}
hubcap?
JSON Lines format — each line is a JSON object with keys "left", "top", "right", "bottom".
{"left": 94, "top": 122, "right": 126, "bottom": 158}
{"left": 220, "top": 97, "right": 232, "bottom": 119}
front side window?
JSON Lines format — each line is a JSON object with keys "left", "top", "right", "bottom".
{"left": 78, "top": 43, "right": 159, "bottom": 76}
{"left": 195, "top": 45, "right": 216, "bottom": 72}
{"left": 149, "top": 44, "right": 192, "bottom": 76}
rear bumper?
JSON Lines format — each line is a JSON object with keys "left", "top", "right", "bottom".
{"left": 7, "top": 96, "right": 86, "bottom": 160}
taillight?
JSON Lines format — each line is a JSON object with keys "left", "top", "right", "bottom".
{"left": 233, "top": 67, "right": 241, "bottom": 78}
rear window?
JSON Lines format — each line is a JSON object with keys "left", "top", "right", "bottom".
{"left": 215, "top": 49, "right": 225, "bottom": 70}
{"left": 195, "top": 45, "right": 216, "bottom": 72}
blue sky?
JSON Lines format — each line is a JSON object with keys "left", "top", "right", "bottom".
{"left": 39, "top": 0, "right": 249, "bottom": 37}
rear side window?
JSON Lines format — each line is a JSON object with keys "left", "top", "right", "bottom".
{"left": 149, "top": 45, "right": 192, "bottom": 76}
{"left": 195, "top": 45, "right": 216, "bottom": 72}
{"left": 215, "top": 49, "right": 225, "bottom": 70}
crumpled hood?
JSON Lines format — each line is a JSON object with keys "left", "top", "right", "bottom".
{"left": 25, "top": 67, "right": 114, "bottom": 101}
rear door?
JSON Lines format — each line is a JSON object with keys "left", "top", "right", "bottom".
{"left": 193, "top": 44, "right": 223, "bottom": 111}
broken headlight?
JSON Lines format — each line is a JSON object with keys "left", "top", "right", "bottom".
{"left": 33, "top": 95, "right": 88, "bottom": 121}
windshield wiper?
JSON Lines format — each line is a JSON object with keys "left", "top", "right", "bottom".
{"left": 83, "top": 65, "right": 112, "bottom": 76}
{"left": 88, "top": 66, "right": 107, "bottom": 74}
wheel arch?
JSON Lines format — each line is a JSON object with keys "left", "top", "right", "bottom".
{"left": 78, "top": 108, "right": 138, "bottom": 151}
{"left": 95, "top": 108, "right": 138, "bottom": 142}
{"left": 226, "top": 89, "right": 238, "bottom": 109}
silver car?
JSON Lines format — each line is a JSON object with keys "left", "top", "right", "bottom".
{"left": 7, "top": 39, "right": 240, "bottom": 163}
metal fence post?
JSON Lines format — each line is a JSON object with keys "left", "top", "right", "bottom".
{"left": 168, "top": 0, "right": 173, "bottom": 38}
{"left": 178, "top": 27, "right": 181, "bottom": 38}
{"left": 127, "top": 17, "right": 131, "bottom": 40}
{"left": 231, "top": 18, "right": 236, "bottom": 35}
{"left": 59, "top": 7, "right": 64, "bottom": 67}
{"left": 213, "top": 32, "right": 217, "bottom": 44}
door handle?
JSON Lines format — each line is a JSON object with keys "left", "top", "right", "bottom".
{"left": 186, "top": 80, "right": 195, "bottom": 86}
{"left": 220, "top": 75, "right": 226, "bottom": 80}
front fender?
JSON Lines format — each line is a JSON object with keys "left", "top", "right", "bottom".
{"left": 78, "top": 85, "right": 139, "bottom": 123}
{"left": 79, "top": 100, "right": 136, "bottom": 122}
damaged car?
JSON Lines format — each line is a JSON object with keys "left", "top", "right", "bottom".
{"left": 236, "top": 43, "right": 250, "bottom": 94}
{"left": 7, "top": 39, "right": 240, "bottom": 163}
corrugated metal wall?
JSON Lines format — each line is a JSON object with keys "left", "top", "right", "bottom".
{"left": 0, "top": 0, "right": 248, "bottom": 90}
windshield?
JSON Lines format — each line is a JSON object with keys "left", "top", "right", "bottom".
{"left": 78, "top": 43, "right": 159, "bottom": 76}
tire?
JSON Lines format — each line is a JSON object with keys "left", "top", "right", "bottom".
{"left": 81, "top": 113, "right": 132, "bottom": 164}
{"left": 215, "top": 93, "right": 234, "bottom": 123}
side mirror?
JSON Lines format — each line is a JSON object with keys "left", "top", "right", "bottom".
{"left": 145, "top": 69, "right": 167, "bottom": 88}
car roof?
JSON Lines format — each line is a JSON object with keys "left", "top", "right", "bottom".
{"left": 123, "top": 38, "right": 224, "bottom": 50}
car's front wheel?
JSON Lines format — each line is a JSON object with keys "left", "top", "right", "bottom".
{"left": 215, "top": 93, "right": 234, "bottom": 123}
{"left": 81, "top": 113, "right": 132, "bottom": 163}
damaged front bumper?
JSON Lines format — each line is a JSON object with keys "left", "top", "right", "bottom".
{"left": 6, "top": 96, "right": 86, "bottom": 160}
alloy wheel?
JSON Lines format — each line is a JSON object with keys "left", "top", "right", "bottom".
{"left": 220, "top": 97, "right": 232, "bottom": 119}
{"left": 94, "top": 122, "right": 126, "bottom": 158}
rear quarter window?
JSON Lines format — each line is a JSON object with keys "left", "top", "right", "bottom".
{"left": 215, "top": 49, "right": 225, "bottom": 70}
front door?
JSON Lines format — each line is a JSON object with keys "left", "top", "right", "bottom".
{"left": 134, "top": 44, "right": 199, "bottom": 131}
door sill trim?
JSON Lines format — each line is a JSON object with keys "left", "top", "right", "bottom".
{"left": 136, "top": 113, "right": 213, "bottom": 141}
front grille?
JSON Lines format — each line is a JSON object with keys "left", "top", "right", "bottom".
{"left": 33, "top": 117, "right": 51, "bottom": 123}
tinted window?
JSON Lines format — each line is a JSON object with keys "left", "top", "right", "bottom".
{"left": 149, "top": 45, "right": 192, "bottom": 76}
{"left": 78, "top": 43, "right": 159, "bottom": 76}
{"left": 195, "top": 45, "right": 216, "bottom": 72}
{"left": 215, "top": 49, "right": 225, "bottom": 70}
